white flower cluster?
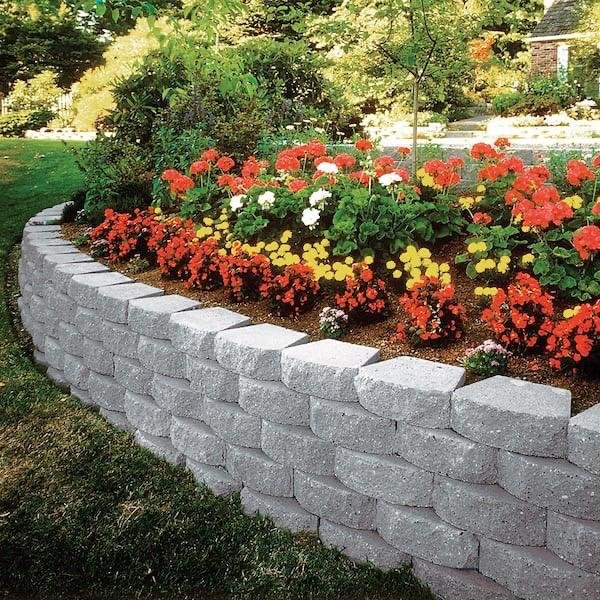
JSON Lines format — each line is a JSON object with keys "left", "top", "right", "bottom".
{"left": 378, "top": 172, "right": 403, "bottom": 187}
{"left": 230, "top": 194, "right": 246, "bottom": 212}
{"left": 257, "top": 190, "right": 276, "bottom": 210}
{"left": 318, "top": 306, "right": 349, "bottom": 339}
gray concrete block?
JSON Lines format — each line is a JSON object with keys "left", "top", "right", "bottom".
{"left": 310, "top": 397, "right": 396, "bottom": 454}
{"left": 29, "top": 294, "right": 47, "bottom": 323}
{"left": 169, "top": 307, "right": 251, "bottom": 360}
{"left": 88, "top": 372, "right": 125, "bottom": 411}
{"left": 68, "top": 272, "right": 131, "bottom": 309}
{"left": 137, "top": 336, "right": 186, "bottom": 378}
{"left": 215, "top": 323, "right": 308, "bottom": 381}
{"left": 497, "top": 451, "right": 600, "bottom": 520}
{"left": 204, "top": 399, "right": 262, "bottom": 448}
{"left": 100, "top": 408, "right": 135, "bottom": 433}
{"left": 63, "top": 353, "right": 90, "bottom": 390}
{"left": 44, "top": 335, "right": 65, "bottom": 370}
{"left": 319, "top": 519, "right": 410, "bottom": 571}
{"left": 396, "top": 423, "right": 498, "bottom": 484}
{"left": 32, "top": 325, "right": 47, "bottom": 352}
{"left": 44, "top": 287, "right": 77, "bottom": 324}
{"left": 282, "top": 339, "right": 379, "bottom": 401}
{"left": 568, "top": 405, "right": 600, "bottom": 476}
{"left": 102, "top": 320, "right": 140, "bottom": 359}
{"left": 129, "top": 295, "right": 199, "bottom": 339}
{"left": 52, "top": 262, "right": 109, "bottom": 293}
{"left": 150, "top": 374, "right": 203, "bottom": 420}
{"left": 186, "top": 458, "right": 241, "bottom": 496}
{"left": 451, "top": 376, "right": 571, "bottom": 458}
{"left": 355, "top": 357, "right": 465, "bottom": 428}
{"left": 58, "top": 322, "right": 83, "bottom": 356}
{"left": 412, "top": 559, "right": 518, "bottom": 600}
{"left": 46, "top": 366, "right": 69, "bottom": 388}
{"left": 479, "top": 538, "right": 600, "bottom": 600}
{"left": 74, "top": 307, "right": 104, "bottom": 341}
{"left": 238, "top": 377, "right": 310, "bottom": 426}
{"left": 377, "top": 502, "right": 479, "bottom": 569}
{"left": 82, "top": 337, "right": 114, "bottom": 376}
{"left": 70, "top": 386, "right": 94, "bottom": 406}
{"left": 97, "top": 282, "right": 163, "bottom": 324}
{"left": 335, "top": 447, "right": 433, "bottom": 507}
{"left": 226, "top": 446, "right": 292, "bottom": 497}
{"left": 113, "top": 356, "right": 152, "bottom": 394}
{"left": 294, "top": 471, "right": 376, "bottom": 530}
{"left": 432, "top": 476, "right": 546, "bottom": 546}
{"left": 186, "top": 356, "right": 239, "bottom": 403}
{"left": 170, "top": 416, "right": 225, "bottom": 466}
{"left": 135, "top": 430, "right": 184, "bottom": 465}
{"left": 124, "top": 391, "right": 171, "bottom": 437}
{"left": 547, "top": 511, "right": 600, "bottom": 575}
{"left": 261, "top": 421, "right": 335, "bottom": 476}
{"left": 42, "top": 252, "right": 93, "bottom": 279}
{"left": 240, "top": 487, "right": 318, "bottom": 533}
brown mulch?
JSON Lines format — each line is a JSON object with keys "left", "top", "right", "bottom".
{"left": 62, "top": 223, "right": 600, "bottom": 415}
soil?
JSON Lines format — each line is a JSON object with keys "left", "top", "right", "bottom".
{"left": 62, "top": 223, "right": 600, "bottom": 415}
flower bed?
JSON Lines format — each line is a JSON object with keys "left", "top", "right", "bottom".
{"left": 69, "top": 138, "right": 600, "bottom": 412}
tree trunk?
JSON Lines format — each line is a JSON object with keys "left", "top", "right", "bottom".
{"left": 412, "top": 77, "right": 419, "bottom": 177}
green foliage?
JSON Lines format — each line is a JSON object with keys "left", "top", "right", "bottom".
{"left": 0, "top": 109, "right": 54, "bottom": 136}
{"left": 491, "top": 90, "right": 523, "bottom": 115}
{"left": 5, "top": 70, "right": 63, "bottom": 111}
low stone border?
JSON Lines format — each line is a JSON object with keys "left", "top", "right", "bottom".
{"left": 16, "top": 203, "right": 600, "bottom": 600}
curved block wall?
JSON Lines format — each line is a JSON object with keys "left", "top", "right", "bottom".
{"left": 16, "top": 204, "right": 600, "bottom": 600}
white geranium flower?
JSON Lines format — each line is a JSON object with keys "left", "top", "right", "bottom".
{"left": 257, "top": 190, "right": 275, "bottom": 209}
{"left": 317, "top": 161, "right": 339, "bottom": 175}
{"left": 302, "top": 207, "right": 321, "bottom": 229}
{"left": 379, "top": 172, "right": 403, "bottom": 187}
{"left": 309, "top": 188, "right": 332, "bottom": 208}
{"left": 230, "top": 194, "right": 246, "bottom": 212}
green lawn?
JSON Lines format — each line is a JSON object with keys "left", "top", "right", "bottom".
{"left": 0, "top": 138, "right": 432, "bottom": 600}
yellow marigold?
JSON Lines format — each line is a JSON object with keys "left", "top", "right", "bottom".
{"left": 521, "top": 253, "right": 535, "bottom": 265}
{"left": 440, "top": 273, "right": 451, "bottom": 285}
{"left": 476, "top": 184, "right": 486, "bottom": 193}
{"left": 203, "top": 217, "right": 214, "bottom": 226}
{"left": 386, "top": 260, "right": 396, "bottom": 270}
{"left": 265, "top": 241, "right": 279, "bottom": 252}
{"left": 321, "top": 239, "right": 331, "bottom": 248}
{"left": 363, "top": 255, "right": 374, "bottom": 265}
{"left": 334, "top": 270, "right": 346, "bottom": 282}
{"left": 154, "top": 207, "right": 162, "bottom": 215}
{"left": 217, "top": 248, "right": 227, "bottom": 257}
{"left": 392, "top": 269, "right": 402, "bottom": 279}
{"left": 439, "top": 262, "right": 450, "bottom": 273}
{"left": 345, "top": 256, "right": 354, "bottom": 265}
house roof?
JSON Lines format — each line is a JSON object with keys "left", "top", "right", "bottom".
{"left": 531, "top": 0, "right": 583, "bottom": 39}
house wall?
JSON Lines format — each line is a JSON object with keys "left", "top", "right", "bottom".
{"left": 531, "top": 40, "right": 559, "bottom": 77}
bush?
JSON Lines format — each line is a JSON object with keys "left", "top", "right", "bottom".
{"left": 219, "top": 251, "right": 273, "bottom": 302}
{"left": 5, "top": 70, "right": 63, "bottom": 111}
{"left": 335, "top": 263, "right": 388, "bottom": 322}
{"left": 267, "top": 263, "right": 321, "bottom": 316}
{"left": 187, "top": 237, "right": 223, "bottom": 290}
{"left": 491, "top": 91, "right": 524, "bottom": 116}
{"left": 461, "top": 339, "right": 511, "bottom": 376}
{"left": 0, "top": 109, "right": 54, "bottom": 136}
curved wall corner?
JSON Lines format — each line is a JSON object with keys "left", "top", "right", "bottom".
{"left": 16, "top": 204, "right": 600, "bottom": 600}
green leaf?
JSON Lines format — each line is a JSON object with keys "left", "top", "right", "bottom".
{"left": 465, "top": 262, "right": 478, "bottom": 280}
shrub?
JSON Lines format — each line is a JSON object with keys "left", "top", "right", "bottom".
{"left": 491, "top": 91, "right": 523, "bottom": 116}
{"left": 219, "top": 252, "right": 273, "bottom": 302}
{"left": 156, "top": 226, "right": 197, "bottom": 279}
{"left": 481, "top": 272, "right": 554, "bottom": 353}
{"left": 0, "top": 109, "right": 54, "bottom": 136}
{"left": 186, "top": 238, "right": 223, "bottom": 290}
{"left": 335, "top": 263, "right": 388, "bottom": 322}
{"left": 461, "top": 339, "right": 511, "bottom": 377}
{"left": 267, "top": 263, "right": 321, "bottom": 317}
{"left": 397, "top": 277, "right": 465, "bottom": 344}
{"left": 5, "top": 70, "right": 63, "bottom": 111}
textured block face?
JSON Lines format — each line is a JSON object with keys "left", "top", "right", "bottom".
{"left": 124, "top": 391, "right": 171, "bottom": 437}
{"left": 44, "top": 336, "right": 65, "bottom": 370}
{"left": 137, "top": 336, "right": 186, "bottom": 379}
{"left": 568, "top": 405, "right": 600, "bottom": 476}
{"left": 310, "top": 397, "right": 396, "bottom": 454}
{"left": 204, "top": 399, "right": 262, "bottom": 448}
{"left": 99, "top": 408, "right": 135, "bottom": 433}
{"left": 113, "top": 356, "right": 152, "bottom": 395}
{"left": 170, "top": 417, "right": 225, "bottom": 466}
{"left": 377, "top": 503, "right": 479, "bottom": 569}
{"left": 186, "top": 357, "right": 239, "bottom": 403}
{"left": 433, "top": 477, "right": 546, "bottom": 546}
{"left": 43, "top": 252, "right": 93, "bottom": 279}
{"left": 479, "top": 538, "right": 600, "bottom": 600}
{"left": 135, "top": 430, "right": 184, "bottom": 465}
{"left": 497, "top": 451, "right": 600, "bottom": 520}
{"left": 88, "top": 372, "right": 125, "bottom": 411}
{"left": 412, "top": 559, "right": 517, "bottom": 600}
{"left": 238, "top": 377, "right": 309, "bottom": 426}
{"left": 451, "top": 376, "right": 571, "bottom": 458}
{"left": 319, "top": 519, "right": 410, "bottom": 571}
{"left": 547, "top": 511, "right": 600, "bottom": 575}
{"left": 96, "top": 283, "right": 163, "bottom": 324}
{"left": 169, "top": 307, "right": 251, "bottom": 360}
{"left": 226, "top": 446, "right": 293, "bottom": 497}
{"left": 63, "top": 353, "right": 90, "bottom": 390}
{"left": 128, "top": 295, "right": 200, "bottom": 339}
{"left": 52, "top": 262, "right": 109, "bottom": 293}
{"left": 74, "top": 307, "right": 104, "bottom": 341}
{"left": 261, "top": 421, "right": 336, "bottom": 476}
{"left": 186, "top": 458, "right": 241, "bottom": 497}
{"left": 44, "top": 287, "right": 77, "bottom": 324}
{"left": 68, "top": 272, "right": 132, "bottom": 309}
{"left": 70, "top": 386, "right": 94, "bottom": 406}
{"left": 58, "top": 322, "right": 83, "bottom": 357}
{"left": 47, "top": 366, "right": 69, "bottom": 388}
{"left": 294, "top": 471, "right": 377, "bottom": 530}
{"left": 82, "top": 337, "right": 114, "bottom": 376}
{"left": 396, "top": 424, "right": 498, "bottom": 484}
{"left": 240, "top": 487, "right": 318, "bottom": 533}
{"left": 335, "top": 447, "right": 433, "bottom": 507}
{"left": 355, "top": 357, "right": 465, "bottom": 427}
{"left": 102, "top": 321, "right": 140, "bottom": 359}
{"left": 281, "top": 339, "right": 379, "bottom": 401}
{"left": 215, "top": 324, "right": 308, "bottom": 381}
{"left": 150, "top": 374, "right": 203, "bottom": 420}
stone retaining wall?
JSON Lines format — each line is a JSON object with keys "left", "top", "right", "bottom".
{"left": 16, "top": 204, "right": 600, "bottom": 600}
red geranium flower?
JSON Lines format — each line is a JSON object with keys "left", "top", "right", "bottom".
{"left": 288, "top": 178, "right": 308, "bottom": 193}
{"left": 190, "top": 160, "right": 209, "bottom": 175}
{"left": 201, "top": 148, "right": 219, "bottom": 162}
{"left": 216, "top": 156, "right": 235, "bottom": 172}
{"left": 566, "top": 159, "right": 595, "bottom": 187}
{"left": 355, "top": 138, "right": 374, "bottom": 152}
{"left": 573, "top": 225, "right": 600, "bottom": 260}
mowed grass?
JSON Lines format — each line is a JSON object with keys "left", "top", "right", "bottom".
{"left": 0, "top": 139, "right": 433, "bottom": 600}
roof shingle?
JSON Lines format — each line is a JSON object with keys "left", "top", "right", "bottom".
{"left": 531, "top": 0, "right": 583, "bottom": 38}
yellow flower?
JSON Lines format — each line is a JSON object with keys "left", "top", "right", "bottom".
{"left": 280, "top": 230, "right": 293, "bottom": 243}
{"left": 477, "top": 184, "right": 486, "bottom": 193}
{"left": 217, "top": 248, "right": 227, "bottom": 256}
{"left": 363, "top": 255, "right": 374, "bottom": 265}
{"left": 265, "top": 241, "right": 279, "bottom": 252}
{"left": 392, "top": 269, "right": 402, "bottom": 279}
{"left": 386, "top": 260, "right": 396, "bottom": 270}
{"left": 521, "top": 253, "right": 535, "bottom": 265}
{"left": 154, "top": 207, "right": 162, "bottom": 215}
{"left": 334, "top": 270, "right": 346, "bottom": 281}
{"left": 406, "top": 278, "right": 417, "bottom": 289}
{"left": 422, "top": 174, "right": 435, "bottom": 187}
{"left": 459, "top": 196, "right": 475, "bottom": 209}
{"left": 563, "top": 306, "right": 581, "bottom": 319}
{"left": 203, "top": 217, "right": 214, "bottom": 226}
{"left": 321, "top": 239, "right": 330, "bottom": 248}
{"left": 213, "top": 231, "right": 222, "bottom": 241}
{"left": 522, "top": 225, "right": 531, "bottom": 233}
{"left": 439, "top": 262, "right": 450, "bottom": 273}
{"left": 410, "top": 268, "right": 422, "bottom": 279}
{"left": 256, "top": 241, "right": 265, "bottom": 250}
{"left": 440, "top": 273, "right": 452, "bottom": 285}
{"left": 475, "top": 260, "right": 486, "bottom": 274}
{"left": 474, "top": 287, "right": 484, "bottom": 296}
{"left": 344, "top": 256, "right": 354, "bottom": 265}
{"left": 564, "top": 195, "right": 583, "bottom": 210}
{"left": 324, "top": 271, "right": 334, "bottom": 281}
{"left": 418, "top": 248, "right": 431, "bottom": 259}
